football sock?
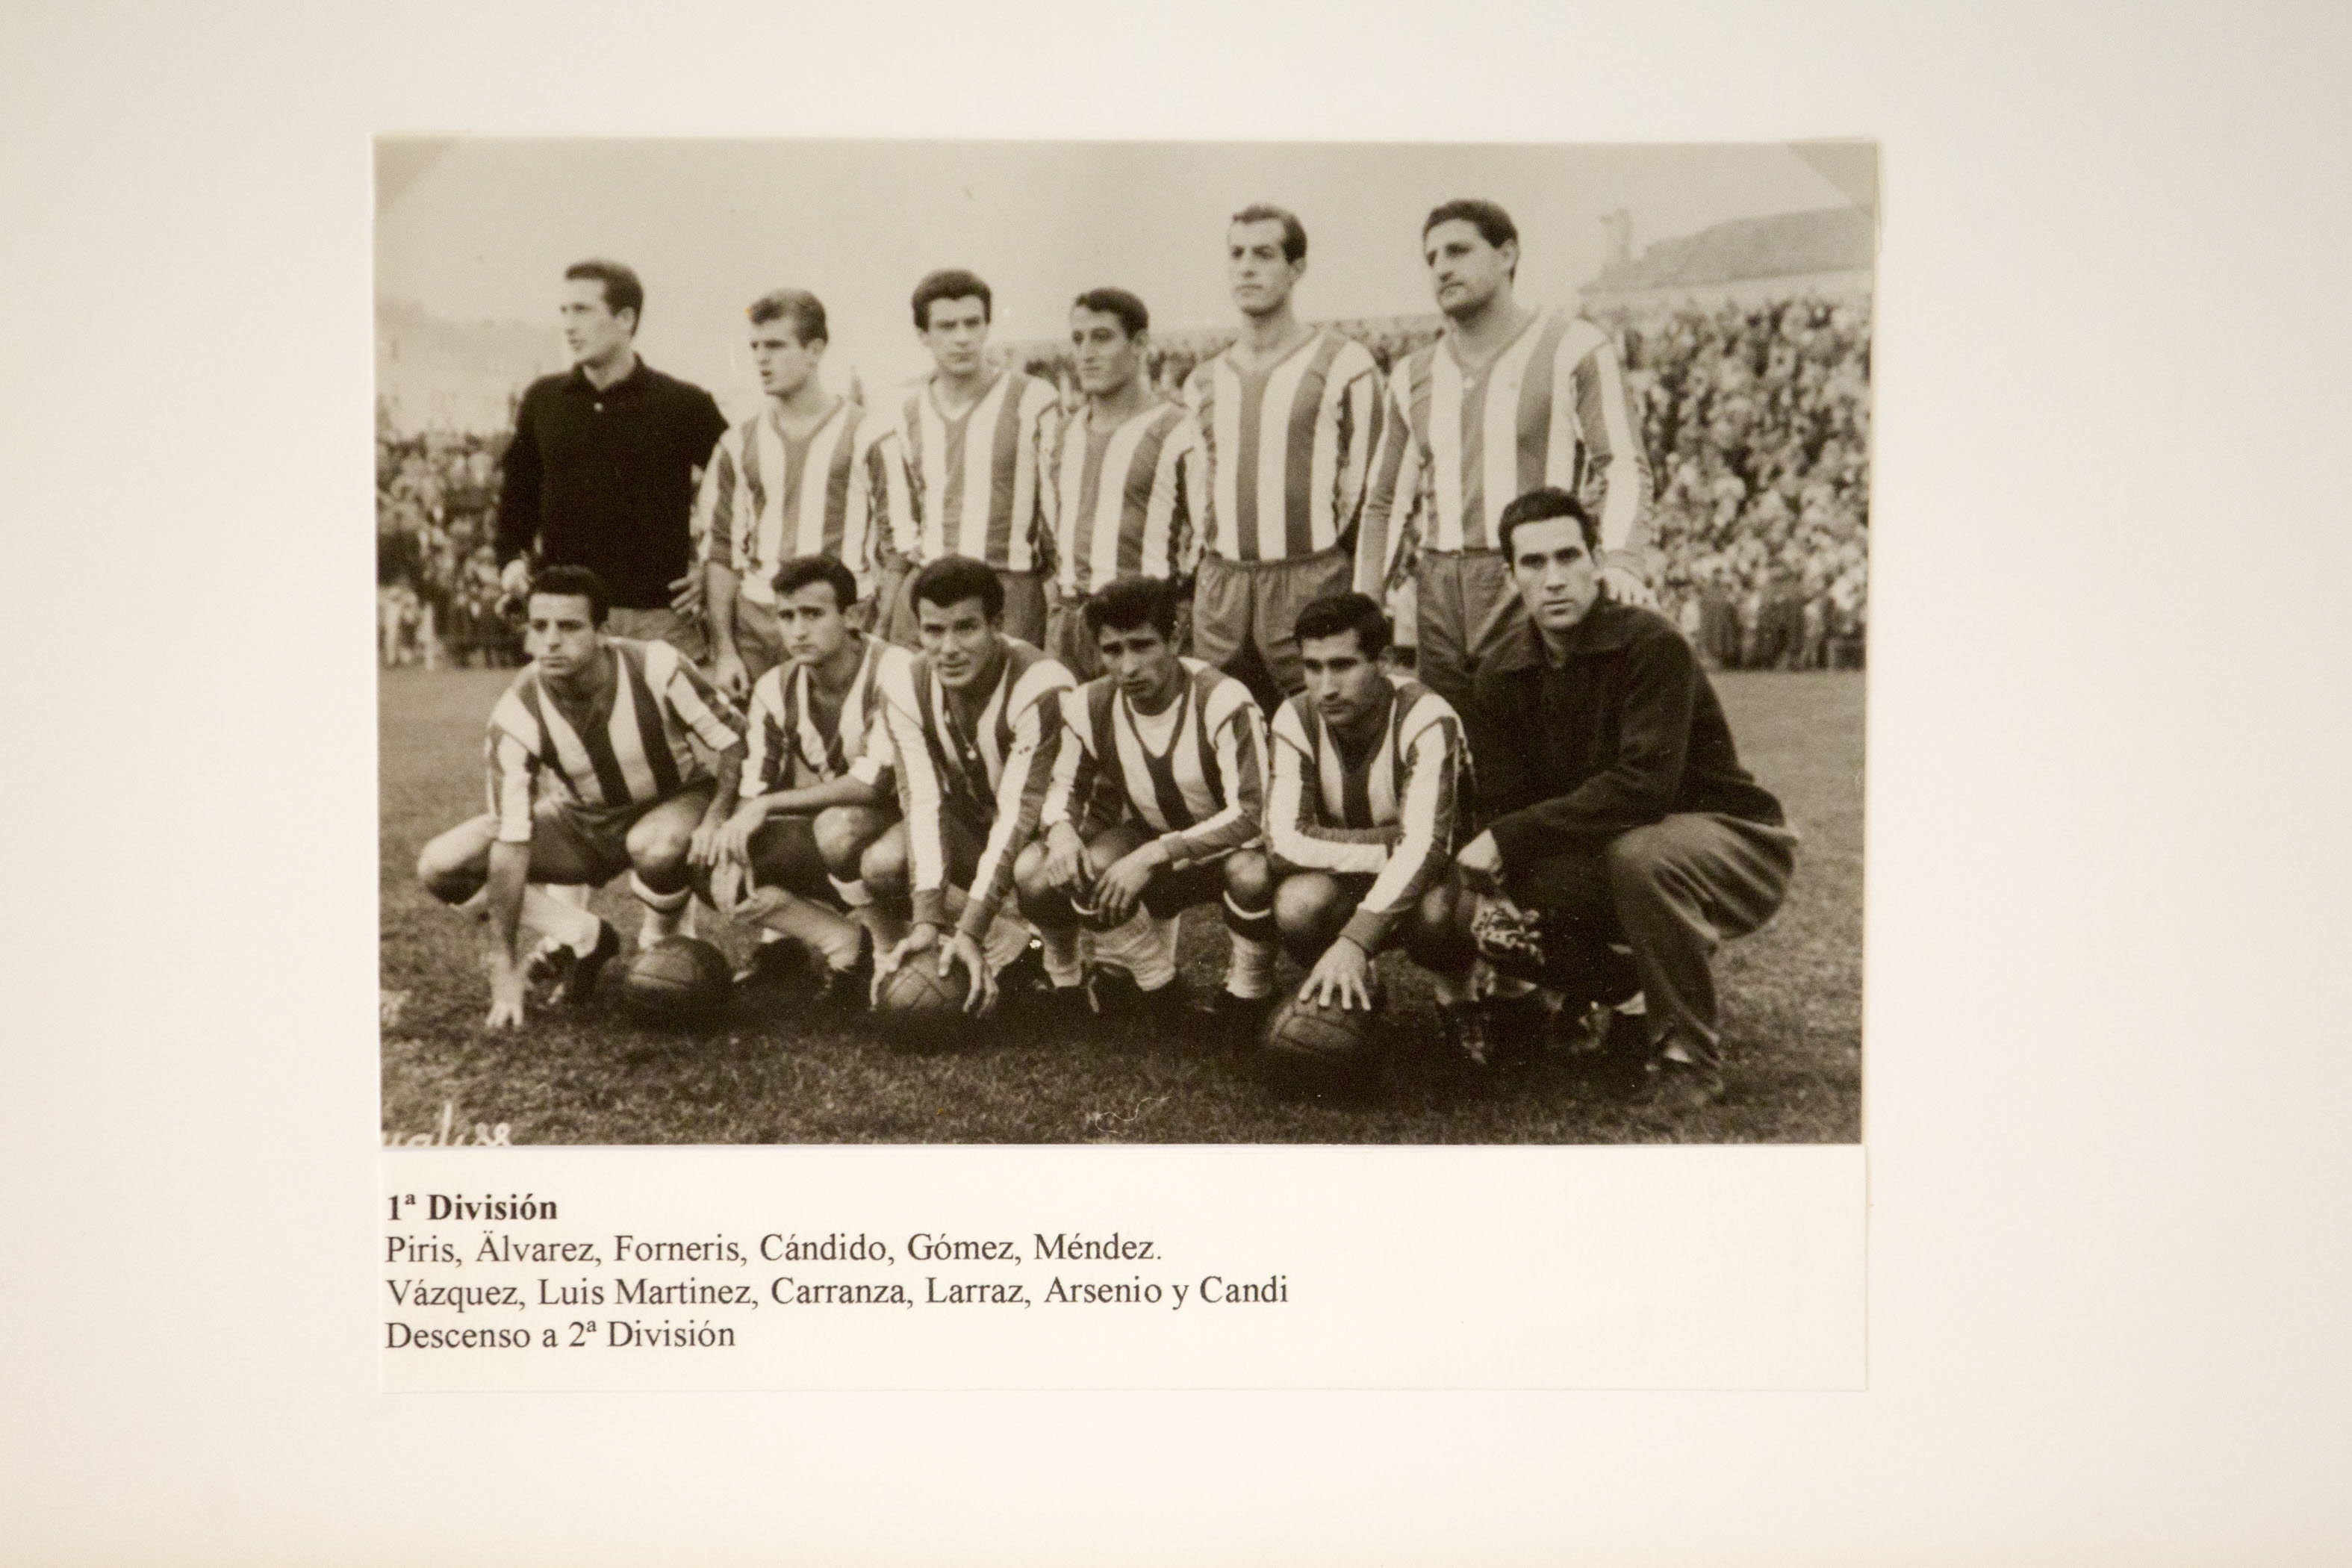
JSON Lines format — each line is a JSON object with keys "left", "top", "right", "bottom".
{"left": 1039, "top": 926, "right": 1085, "bottom": 990}
{"left": 1140, "top": 912, "right": 1183, "bottom": 991}
{"left": 982, "top": 912, "right": 1033, "bottom": 975}
{"left": 1224, "top": 934, "right": 1275, "bottom": 999}
{"left": 1089, "top": 910, "right": 1176, "bottom": 992}
{"left": 1222, "top": 891, "right": 1278, "bottom": 947}
{"left": 744, "top": 889, "right": 864, "bottom": 973}
{"left": 632, "top": 874, "right": 691, "bottom": 945}
{"left": 519, "top": 886, "right": 601, "bottom": 955}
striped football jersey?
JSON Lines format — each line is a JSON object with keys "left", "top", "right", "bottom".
{"left": 1048, "top": 399, "right": 1201, "bottom": 594}
{"left": 1355, "top": 309, "right": 1652, "bottom": 592}
{"left": 741, "top": 632, "right": 909, "bottom": 797}
{"left": 483, "top": 638, "right": 744, "bottom": 842}
{"left": 895, "top": 370, "right": 1061, "bottom": 574}
{"left": 875, "top": 638, "right": 1075, "bottom": 935}
{"left": 1041, "top": 657, "right": 1267, "bottom": 864}
{"left": 1266, "top": 677, "right": 1466, "bottom": 949}
{"left": 692, "top": 398, "right": 909, "bottom": 603}
{"left": 1184, "top": 328, "right": 1384, "bottom": 562}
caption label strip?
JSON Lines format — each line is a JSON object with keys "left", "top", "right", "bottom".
{"left": 386, "top": 1192, "right": 1281, "bottom": 1354}
{"left": 379, "top": 1147, "right": 1864, "bottom": 1390}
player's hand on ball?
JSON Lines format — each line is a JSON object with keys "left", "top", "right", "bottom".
{"left": 486, "top": 954, "right": 529, "bottom": 1031}
{"left": 1302, "top": 937, "right": 1375, "bottom": 1011}
{"left": 1092, "top": 844, "right": 1160, "bottom": 925}
{"left": 1601, "top": 563, "right": 1656, "bottom": 609}
{"left": 942, "top": 930, "right": 995, "bottom": 1017}
{"left": 874, "top": 922, "right": 936, "bottom": 1002}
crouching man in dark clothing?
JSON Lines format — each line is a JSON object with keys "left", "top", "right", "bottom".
{"left": 1455, "top": 487, "right": 1797, "bottom": 1113}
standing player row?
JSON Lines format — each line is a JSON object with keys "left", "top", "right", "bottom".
{"left": 656, "top": 198, "right": 1658, "bottom": 723}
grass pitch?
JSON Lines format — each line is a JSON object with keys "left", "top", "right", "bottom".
{"left": 380, "top": 667, "right": 1861, "bottom": 1145}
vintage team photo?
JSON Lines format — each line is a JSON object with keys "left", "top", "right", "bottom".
{"left": 376, "top": 140, "right": 1870, "bottom": 1145}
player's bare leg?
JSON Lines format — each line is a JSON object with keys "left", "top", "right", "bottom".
{"left": 623, "top": 792, "right": 706, "bottom": 948}
{"left": 856, "top": 821, "right": 915, "bottom": 953}
{"left": 1012, "top": 838, "right": 1092, "bottom": 995}
{"left": 415, "top": 811, "right": 618, "bottom": 1006}
{"left": 813, "top": 803, "right": 896, "bottom": 945}
{"left": 1217, "top": 848, "right": 1278, "bottom": 1006}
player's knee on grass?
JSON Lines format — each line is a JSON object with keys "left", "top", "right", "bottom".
{"left": 859, "top": 824, "right": 911, "bottom": 903}
{"left": 415, "top": 819, "right": 491, "bottom": 904}
{"left": 812, "top": 805, "right": 892, "bottom": 881}
{"left": 1273, "top": 872, "right": 1350, "bottom": 965}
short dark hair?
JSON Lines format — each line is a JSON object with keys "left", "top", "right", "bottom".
{"left": 1071, "top": 287, "right": 1149, "bottom": 339}
{"left": 910, "top": 556, "right": 1003, "bottom": 622}
{"left": 1231, "top": 204, "right": 1307, "bottom": 264}
{"left": 1423, "top": 198, "right": 1519, "bottom": 252}
{"left": 1497, "top": 487, "right": 1600, "bottom": 561}
{"left": 748, "top": 287, "right": 828, "bottom": 346}
{"left": 529, "top": 564, "right": 612, "bottom": 626}
{"left": 911, "top": 269, "right": 993, "bottom": 330}
{"left": 563, "top": 260, "right": 644, "bottom": 329}
{"left": 1083, "top": 575, "right": 1178, "bottom": 641}
{"left": 771, "top": 554, "right": 857, "bottom": 612}
{"left": 1293, "top": 590, "right": 1389, "bottom": 659}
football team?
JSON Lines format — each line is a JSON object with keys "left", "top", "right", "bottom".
{"left": 414, "top": 199, "right": 1798, "bottom": 1112}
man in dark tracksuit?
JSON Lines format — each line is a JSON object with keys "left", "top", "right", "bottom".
{"left": 1456, "top": 487, "right": 1796, "bottom": 1113}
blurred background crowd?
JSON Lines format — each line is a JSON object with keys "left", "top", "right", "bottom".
{"left": 377, "top": 293, "right": 1867, "bottom": 671}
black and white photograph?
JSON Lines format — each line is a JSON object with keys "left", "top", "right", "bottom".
{"left": 376, "top": 139, "right": 1873, "bottom": 1145}
{"left": 16, "top": 0, "right": 2352, "bottom": 1559}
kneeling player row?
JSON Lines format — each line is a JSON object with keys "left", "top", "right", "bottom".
{"left": 418, "top": 488, "right": 1795, "bottom": 1109}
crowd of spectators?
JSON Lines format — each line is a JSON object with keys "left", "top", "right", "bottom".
{"left": 1616, "top": 297, "right": 1871, "bottom": 670}
{"left": 378, "top": 296, "right": 1868, "bottom": 671}
{"left": 376, "top": 423, "right": 526, "bottom": 668}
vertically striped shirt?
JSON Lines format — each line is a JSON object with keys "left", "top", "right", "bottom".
{"left": 1266, "top": 677, "right": 1466, "bottom": 951}
{"left": 482, "top": 638, "right": 744, "bottom": 843}
{"left": 741, "top": 632, "right": 909, "bottom": 797}
{"left": 1355, "top": 310, "right": 1652, "bottom": 592}
{"left": 1185, "top": 328, "right": 1384, "bottom": 562}
{"left": 693, "top": 399, "right": 909, "bottom": 603}
{"left": 1048, "top": 399, "right": 1202, "bottom": 594}
{"left": 1040, "top": 658, "right": 1267, "bottom": 864}
{"left": 876, "top": 638, "right": 1074, "bottom": 936}
{"left": 895, "top": 370, "right": 1061, "bottom": 574}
